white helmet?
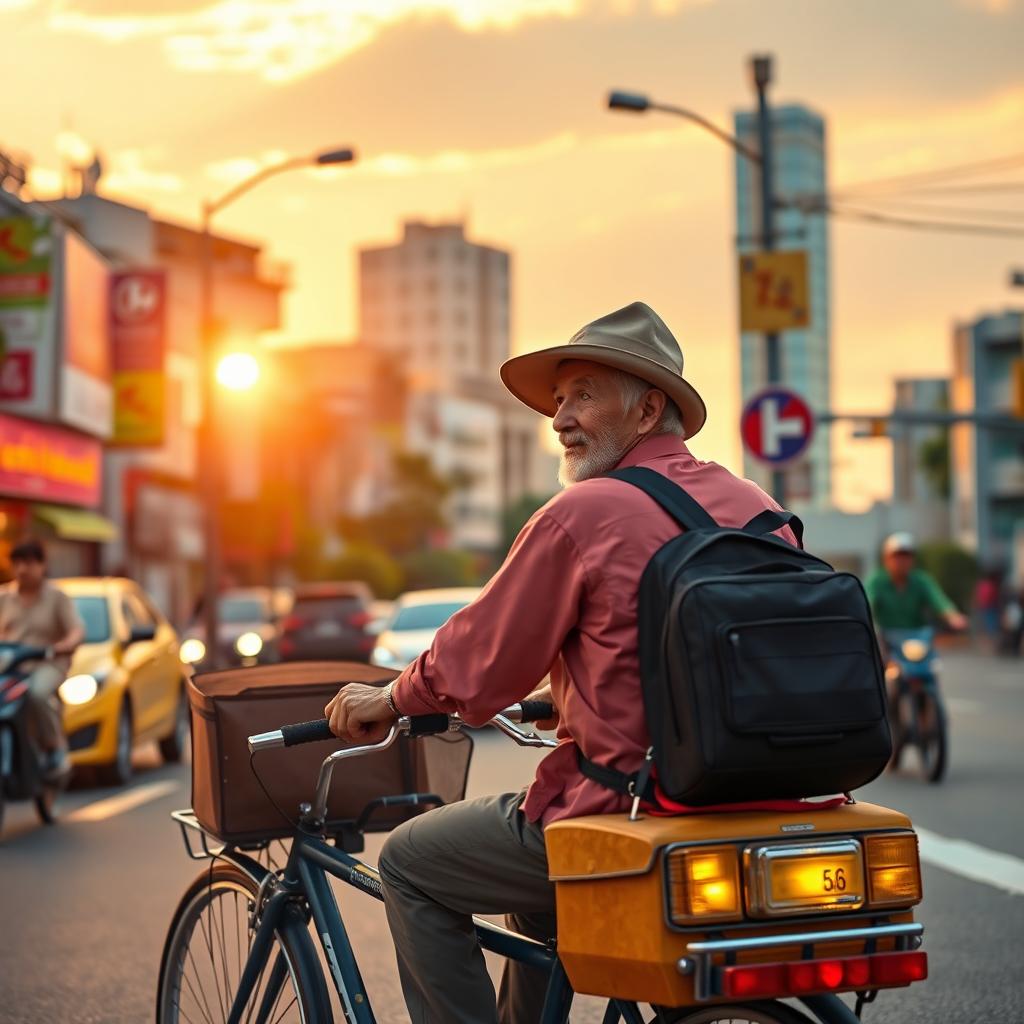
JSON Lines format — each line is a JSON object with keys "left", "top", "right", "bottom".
{"left": 882, "top": 532, "right": 916, "bottom": 556}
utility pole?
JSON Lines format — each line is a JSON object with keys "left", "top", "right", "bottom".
{"left": 750, "top": 54, "right": 787, "bottom": 505}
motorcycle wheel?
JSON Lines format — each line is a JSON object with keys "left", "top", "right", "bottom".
{"left": 663, "top": 1002, "right": 815, "bottom": 1023}
{"left": 98, "top": 702, "right": 134, "bottom": 787}
{"left": 917, "top": 690, "right": 948, "bottom": 783}
{"left": 35, "top": 785, "right": 58, "bottom": 825}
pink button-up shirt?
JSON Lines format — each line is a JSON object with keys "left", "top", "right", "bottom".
{"left": 392, "top": 434, "right": 797, "bottom": 825}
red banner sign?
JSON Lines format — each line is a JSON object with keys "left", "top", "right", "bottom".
{"left": 109, "top": 270, "right": 166, "bottom": 446}
{"left": 0, "top": 412, "right": 102, "bottom": 507}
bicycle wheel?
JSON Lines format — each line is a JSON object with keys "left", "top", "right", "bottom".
{"left": 663, "top": 1001, "right": 816, "bottom": 1023}
{"left": 157, "top": 861, "right": 332, "bottom": 1024}
{"left": 916, "top": 689, "right": 948, "bottom": 783}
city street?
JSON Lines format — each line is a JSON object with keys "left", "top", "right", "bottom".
{"left": 1, "top": 649, "right": 1021, "bottom": 1023}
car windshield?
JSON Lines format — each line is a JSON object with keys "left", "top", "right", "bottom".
{"left": 219, "top": 597, "right": 269, "bottom": 623}
{"left": 72, "top": 596, "right": 111, "bottom": 643}
{"left": 390, "top": 601, "right": 468, "bottom": 632}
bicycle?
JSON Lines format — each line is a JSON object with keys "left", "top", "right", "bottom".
{"left": 158, "top": 702, "right": 926, "bottom": 1024}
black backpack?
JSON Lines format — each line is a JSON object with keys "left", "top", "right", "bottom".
{"left": 578, "top": 466, "right": 891, "bottom": 807}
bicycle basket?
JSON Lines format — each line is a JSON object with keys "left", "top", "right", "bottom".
{"left": 188, "top": 661, "right": 472, "bottom": 844}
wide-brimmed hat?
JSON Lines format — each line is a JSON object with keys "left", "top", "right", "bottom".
{"left": 499, "top": 301, "right": 707, "bottom": 438}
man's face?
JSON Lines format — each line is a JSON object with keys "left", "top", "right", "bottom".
{"left": 884, "top": 550, "right": 914, "bottom": 580}
{"left": 11, "top": 557, "right": 45, "bottom": 590}
{"left": 552, "top": 360, "right": 642, "bottom": 485}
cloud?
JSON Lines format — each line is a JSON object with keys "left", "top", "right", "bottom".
{"left": 47, "top": 0, "right": 712, "bottom": 82}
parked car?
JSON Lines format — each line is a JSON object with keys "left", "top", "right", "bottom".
{"left": 54, "top": 577, "right": 187, "bottom": 786}
{"left": 179, "top": 587, "right": 290, "bottom": 671}
{"left": 279, "top": 581, "right": 376, "bottom": 662}
{"left": 371, "top": 587, "right": 480, "bottom": 671}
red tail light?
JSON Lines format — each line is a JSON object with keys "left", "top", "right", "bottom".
{"left": 720, "top": 951, "right": 928, "bottom": 999}
{"left": 281, "top": 615, "right": 306, "bottom": 633}
{"left": 3, "top": 680, "right": 28, "bottom": 703}
{"left": 348, "top": 611, "right": 372, "bottom": 629}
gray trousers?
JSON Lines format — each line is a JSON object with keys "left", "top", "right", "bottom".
{"left": 26, "top": 663, "right": 66, "bottom": 753}
{"left": 378, "top": 791, "right": 556, "bottom": 1024}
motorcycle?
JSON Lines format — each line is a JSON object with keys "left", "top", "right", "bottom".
{"left": 0, "top": 643, "right": 71, "bottom": 836}
{"left": 882, "top": 627, "right": 947, "bottom": 782}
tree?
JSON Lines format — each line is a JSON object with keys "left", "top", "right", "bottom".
{"left": 338, "top": 453, "right": 457, "bottom": 556}
{"left": 324, "top": 542, "right": 404, "bottom": 599}
{"left": 501, "top": 492, "right": 554, "bottom": 555}
{"left": 400, "top": 549, "right": 479, "bottom": 591}
{"left": 917, "top": 541, "right": 977, "bottom": 612}
{"left": 918, "top": 430, "right": 951, "bottom": 499}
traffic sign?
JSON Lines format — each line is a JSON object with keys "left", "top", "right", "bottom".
{"left": 741, "top": 388, "right": 815, "bottom": 465}
{"left": 738, "top": 250, "right": 810, "bottom": 332}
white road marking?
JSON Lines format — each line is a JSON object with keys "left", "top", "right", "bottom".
{"left": 68, "top": 780, "right": 181, "bottom": 823}
{"left": 916, "top": 827, "right": 1024, "bottom": 896}
{"left": 945, "top": 698, "right": 980, "bottom": 714}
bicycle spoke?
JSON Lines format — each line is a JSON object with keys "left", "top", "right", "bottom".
{"left": 199, "top": 897, "right": 228, "bottom": 1021}
{"left": 182, "top": 945, "right": 218, "bottom": 1024}
{"left": 269, "top": 994, "right": 297, "bottom": 1024}
{"left": 213, "top": 892, "right": 236, "bottom": 1014}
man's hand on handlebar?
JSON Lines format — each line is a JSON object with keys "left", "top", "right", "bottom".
{"left": 524, "top": 681, "right": 558, "bottom": 731}
{"left": 325, "top": 683, "right": 397, "bottom": 744}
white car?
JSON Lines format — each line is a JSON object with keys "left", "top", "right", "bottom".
{"left": 371, "top": 587, "right": 480, "bottom": 671}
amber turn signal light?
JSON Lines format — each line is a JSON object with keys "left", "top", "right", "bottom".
{"left": 865, "top": 833, "right": 923, "bottom": 908}
{"left": 667, "top": 845, "right": 743, "bottom": 924}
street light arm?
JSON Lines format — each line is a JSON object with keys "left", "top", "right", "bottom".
{"left": 649, "top": 102, "right": 762, "bottom": 165}
{"left": 204, "top": 155, "right": 310, "bottom": 221}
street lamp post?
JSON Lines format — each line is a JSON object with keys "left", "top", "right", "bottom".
{"left": 608, "top": 61, "right": 788, "bottom": 504}
{"left": 198, "top": 147, "right": 355, "bottom": 669}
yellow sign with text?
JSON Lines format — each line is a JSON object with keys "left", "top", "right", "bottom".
{"left": 113, "top": 371, "right": 165, "bottom": 446}
{"left": 739, "top": 250, "right": 811, "bottom": 333}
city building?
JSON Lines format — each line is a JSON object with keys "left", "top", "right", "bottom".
{"left": 735, "top": 104, "right": 831, "bottom": 507}
{"left": 358, "top": 220, "right": 556, "bottom": 551}
{"left": 42, "top": 192, "right": 286, "bottom": 621}
{"left": 950, "top": 310, "right": 1024, "bottom": 572}
{"left": 0, "top": 187, "right": 114, "bottom": 576}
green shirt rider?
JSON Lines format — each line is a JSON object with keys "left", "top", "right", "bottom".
{"left": 865, "top": 532, "right": 968, "bottom": 634}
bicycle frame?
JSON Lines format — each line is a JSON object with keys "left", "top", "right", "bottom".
{"left": 216, "top": 828, "right": 586, "bottom": 1024}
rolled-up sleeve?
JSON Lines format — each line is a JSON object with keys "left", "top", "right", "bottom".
{"left": 391, "top": 509, "right": 588, "bottom": 725}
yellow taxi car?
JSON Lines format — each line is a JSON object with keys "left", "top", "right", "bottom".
{"left": 54, "top": 578, "right": 187, "bottom": 786}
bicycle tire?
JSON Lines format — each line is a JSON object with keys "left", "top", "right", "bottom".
{"left": 661, "top": 1000, "right": 816, "bottom": 1023}
{"left": 156, "top": 861, "right": 332, "bottom": 1024}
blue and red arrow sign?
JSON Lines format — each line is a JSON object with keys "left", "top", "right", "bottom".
{"left": 741, "top": 388, "right": 815, "bottom": 465}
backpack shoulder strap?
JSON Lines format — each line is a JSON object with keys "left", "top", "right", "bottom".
{"left": 742, "top": 508, "right": 805, "bottom": 550}
{"left": 607, "top": 466, "right": 719, "bottom": 531}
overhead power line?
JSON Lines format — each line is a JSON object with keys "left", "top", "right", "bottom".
{"left": 825, "top": 203, "right": 1024, "bottom": 239}
{"left": 832, "top": 150, "right": 1024, "bottom": 198}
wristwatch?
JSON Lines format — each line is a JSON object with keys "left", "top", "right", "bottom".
{"left": 383, "top": 681, "right": 400, "bottom": 716}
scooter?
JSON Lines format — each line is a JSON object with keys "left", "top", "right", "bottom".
{"left": 0, "top": 643, "right": 71, "bottom": 836}
{"left": 882, "top": 627, "right": 947, "bottom": 782}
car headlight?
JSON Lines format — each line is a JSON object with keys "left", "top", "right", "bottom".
{"left": 180, "top": 638, "right": 207, "bottom": 664}
{"left": 372, "top": 646, "right": 402, "bottom": 668}
{"left": 59, "top": 673, "right": 99, "bottom": 706}
{"left": 901, "top": 639, "right": 929, "bottom": 662}
{"left": 235, "top": 632, "right": 263, "bottom": 658}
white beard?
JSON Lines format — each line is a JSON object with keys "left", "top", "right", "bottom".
{"left": 558, "top": 430, "right": 628, "bottom": 486}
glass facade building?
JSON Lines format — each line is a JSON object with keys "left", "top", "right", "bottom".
{"left": 735, "top": 104, "right": 831, "bottom": 507}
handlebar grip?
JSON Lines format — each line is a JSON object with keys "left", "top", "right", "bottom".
{"left": 407, "top": 714, "right": 451, "bottom": 737}
{"left": 518, "top": 700, "right": 555, "bottom": 723}
{"left": 280, "top": 719, "right": 335, "bottom": 746}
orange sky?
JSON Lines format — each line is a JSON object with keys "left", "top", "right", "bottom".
{"left": 3, "top": 0, "right": 1023, "bottom": 509}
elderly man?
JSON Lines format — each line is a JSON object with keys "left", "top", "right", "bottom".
{"left": 326, "top": 301, "right": 796, "bottom": 1023}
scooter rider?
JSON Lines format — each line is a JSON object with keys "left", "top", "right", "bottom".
{"left": 324, "top": 302, "right": 799, "bottom": 1024}
{"left": 0, "top": 538, "right": 84, "bottom": 781}
{"left": 866, "top": 533, "right": 968, "bottom": 634}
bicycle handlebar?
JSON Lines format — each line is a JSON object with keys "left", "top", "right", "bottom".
{"left": 249, "top": 701, "right": 557, "bottom": 754}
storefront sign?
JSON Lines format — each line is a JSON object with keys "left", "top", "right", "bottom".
{"left": 0, "top": 216, "right": 56, "bottom": 417}
{"left": 109, "top": 270, "right": 166, "bottom": 446}
{"left": 61, "top": 231, "right": 112, "bottom": 438}
{"left": 0, "top": 412, "right": 102, "bottom": 507}
{"left": 738, "top": 250, "right": 811, "bottom": 333}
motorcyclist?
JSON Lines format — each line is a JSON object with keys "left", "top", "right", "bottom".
{"left": 0, "top": 538, "right": 84, "bottom": 780}
{"left": 866, "top": 532, "right": 968, "bottom": 635}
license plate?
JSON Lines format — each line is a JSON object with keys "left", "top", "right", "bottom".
{"left": 314, "top": 621, "right": 343, "bottom": 637}
{"left": 746, "top": 840, "right": 865, "bottom": 916}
